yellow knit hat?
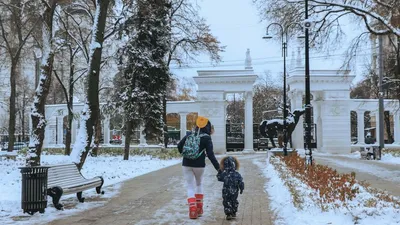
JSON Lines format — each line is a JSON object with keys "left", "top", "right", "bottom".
{"left": 196, "top": 116, "right": 209, "bottom": 128}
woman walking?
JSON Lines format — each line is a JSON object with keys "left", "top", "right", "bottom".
{"left": 177, "top": 116, "right": 220, "bottom": 219}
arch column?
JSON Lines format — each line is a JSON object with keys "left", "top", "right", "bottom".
{"left": 103, "top": 116, "right": 110, "bottom": 145}
{"left": 312, "top": 100, "right": 322, "bottom": 150}
{"left": 71, "top": 119, "right": 77, "bottom": 144}
{"left": 357, "top": 110, "right": 365, "bottom": 144}
{"left": 179, "top": 112, "right": 188, "bottom": 140}
{"left": 393, "top": 111, "right": 400, "bottom": 144}
{"left": 289, "top": 90, "right": 304, "bottom": 149}
{"left": 56, "top": 116, "right": 64, "bottom": 145}
{"left": 243, "top": 91, "right": 254, "bottom": 153}
{"left": 28, "top": 114, "right": 32, "bottom": 137}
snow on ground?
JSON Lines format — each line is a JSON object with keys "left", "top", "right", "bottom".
{"left": 0, "top": 154, "right": 180, "bottom": 225}
{"left": 299, "top": 148, "right": 400, "bottom": 165}
{"left": 254, "top": 156, "right": 400, "bottom": 225}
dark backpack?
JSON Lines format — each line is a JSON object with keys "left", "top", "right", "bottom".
{"left": 182, "top": 131, "right": 208, "bottom": 159}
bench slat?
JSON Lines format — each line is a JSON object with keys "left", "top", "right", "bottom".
{"left": 49, "top": 176, "right": 84, "bottom": 184}
{"left": 61, "top": 179, "right": 102, "bottom": 189}
{"left": 48, "top": 176, "right": 92, "bottom": 185}
{"left": 48, "top": 171, "right": 80, "bottom": 178}
{"left": 48, "top": 167, "right": 78, "bottom": 172}
{"left": 63, "top": 182, "right": 102, "bottom": 195}
{"left": 48, "top": 177, "right": 87, "bottom": 186}
{"left": 48, "top": 173, "right": 82, "bottom": 181}
{"left": 49, "top": 169, "right": 76, "bottom": 173}
{"left": 60, "top": 180, "right": 102, "bottom": 195}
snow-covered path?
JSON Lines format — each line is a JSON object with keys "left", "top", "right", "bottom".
{"left": 313, "top": 153, "right": 400, "bottom": 197}
{"left": 42, "top": 154, "right": 274, "bottom": 225}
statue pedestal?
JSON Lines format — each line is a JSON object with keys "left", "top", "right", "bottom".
{"left": 267, "top": 148, "right": 295, "bottom": 158}
{"left": 242, "top": 148, "right": 255, "bottom": 154}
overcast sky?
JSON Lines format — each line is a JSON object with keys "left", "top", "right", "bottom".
{"left": 170, "top": 0, "right": 370, "bottom": 89}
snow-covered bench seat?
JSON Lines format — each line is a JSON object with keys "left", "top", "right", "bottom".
{"left": 47, "top": 163, "right": 104, "bottom": 210}
{"left": 0, "top": 151, "right": 17, "bottom": 160}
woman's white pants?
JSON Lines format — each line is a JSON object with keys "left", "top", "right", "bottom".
{"left": 182, "top": 166, "right": 205, "bottom": 198}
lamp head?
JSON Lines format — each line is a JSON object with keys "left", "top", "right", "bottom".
{"left": 297, "top": 34, "right": 305, "bottom": 39}
{"left": 263, "top": 35, "right": 273, "bottom": 39}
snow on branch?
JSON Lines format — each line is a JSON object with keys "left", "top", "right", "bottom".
{"left": 286, "top": 0, "right": 400, "bottom": 36}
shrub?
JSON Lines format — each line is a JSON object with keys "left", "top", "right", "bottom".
{"left": 277, "top": 153, "right": 359, "bottom": 204}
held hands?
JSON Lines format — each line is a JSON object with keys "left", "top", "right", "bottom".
{"left": 216, "top": 169, "right": 222, "bottom": 181}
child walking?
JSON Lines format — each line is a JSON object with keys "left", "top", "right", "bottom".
{"left": 217, "top": 156, "right": 244, "bottom": 220}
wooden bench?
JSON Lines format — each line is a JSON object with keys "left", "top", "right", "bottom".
{"left": 47, "top": 163, "right": 104, "bottom": 210}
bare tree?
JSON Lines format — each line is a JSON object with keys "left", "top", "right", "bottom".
{"left": 0, "top": 0, "right": 39, "bottom": 152}
{"left": 253, "top": 72, "right": 283, "bottom": 123}
{"left": 70, "top": 0, "right": 111, "bottom": 170}
{"left": 253, "top": 0, "right": 400, "bottom": 38}
{"left": 52, "top": 3, "right": 92, "bottom": 155}
{"left": 16, "top": 74, "right": 34, "bottom": 142}
{"left": 161, "top": 0, "right": 225, "bottom": 147}
{"left": 252, "top": 0, "right": 400, "bottom": 65}
{"left": 28, "top": 0, "right": 60, "bottom": 166}
{"left": 167, "top": 0, "right": 225, "bottom": 66}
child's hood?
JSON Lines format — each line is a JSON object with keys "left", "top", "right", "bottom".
{"left": 220, "top": 156, "right": 240, "bottom": 171}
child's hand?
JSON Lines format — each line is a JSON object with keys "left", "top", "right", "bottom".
{"left": 216, "top": 170, "right": 223, "bottom": 181}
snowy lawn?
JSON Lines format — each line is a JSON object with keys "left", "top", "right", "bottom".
{"left": 305, "top": 148, "right": 400, "bottom": 165}
{"left": 0, "top": 154, "right": 180, "bottom": 224}
{"left": 255, "top": 154, "right": 400, "bottom": 225}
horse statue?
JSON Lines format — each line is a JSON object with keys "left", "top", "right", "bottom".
{"left": 259, "top": 109, "right": 305, "bottom": 148}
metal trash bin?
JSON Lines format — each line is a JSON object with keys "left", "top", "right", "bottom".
{"left": 373, "top": 146, "right": 381, "bottom": 160}
{"left": 19, "top": 166, "right": 50, "bottom": 215}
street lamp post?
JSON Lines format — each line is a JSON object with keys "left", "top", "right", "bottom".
{"left": 304, "top": 0, "right": 313, "bottom": 165}
{"left": 263, "top": 23, "right": 289, "bottom": 156}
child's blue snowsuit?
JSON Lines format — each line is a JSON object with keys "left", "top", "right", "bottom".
{"left": 217, "top": 156, "right": 244, "bottom": 216}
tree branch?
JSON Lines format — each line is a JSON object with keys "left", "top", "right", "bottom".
{"left": 53, "top": 70, "right": 71, "bottom": 112}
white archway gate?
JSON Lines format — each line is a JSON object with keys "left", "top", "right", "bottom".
{"left": 193, "top": 70, "right": 257, "bottom": 154}
{"left": 288, "top": 59, "right": 400, "bottom": 153}
{"left": 166, "top": 69, "right": 257, "bottom": 154}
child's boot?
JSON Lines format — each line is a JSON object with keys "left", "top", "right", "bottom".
{"left": 188, "top": 198, "right": 198, "bottom": 219}
{"left": 195, "top": 194, "right": 204, "bottom": 216}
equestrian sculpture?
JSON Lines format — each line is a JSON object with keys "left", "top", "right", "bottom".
{"left": 259, "top": 109, "right": 305, "bottom": 148}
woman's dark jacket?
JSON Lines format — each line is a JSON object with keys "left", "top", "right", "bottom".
{"left": 177, "top": 122, "right": 220, "bottom": 171}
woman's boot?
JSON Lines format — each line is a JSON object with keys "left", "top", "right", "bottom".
{"left": 195, "top": 194, "right": 204, "bottom": 216}
{"left": 188, "top": 198, "right": 198, "bottom": 219}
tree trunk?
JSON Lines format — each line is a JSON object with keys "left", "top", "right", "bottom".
{"left": 72, "top": 0, "right": 111, "bottom": 171}
{"left": 163, "top": 95, "right": 168, "bottom": 148}
{"left": 21, "top": 93, "right": 26, "bottom": 142}
{"left": 124, "top": 119, "right": 132, "bottom": 160}
{"left": 28, "top": 1, "right": 57, "bottom": 166}
{"left": 91, "top": 117, "right": 101, "bottom": 157}
{"left": 8, "top": 60, "right": 18, "bottom": 152}
{"left": 65, "top": 51, "right": 75, "bottom": 155}
{"left": 65, "top": 108, "right": 73, "bottom": 155}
